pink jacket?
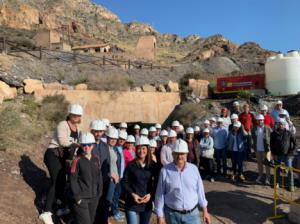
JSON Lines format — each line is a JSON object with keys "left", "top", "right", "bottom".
{"left": 123, "top": 148, "right": 136, "bottom": 168}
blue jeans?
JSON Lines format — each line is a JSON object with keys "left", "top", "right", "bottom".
{"left": 164, "top": 206, "right": 201, "bottom": 224}
{"left": 125, "top": 210, "right": 152, "bottom": 224}
{"left": 231, "top": 151, "right": 245, "bottom": 175}
{"left": 276, "top": 156, "right": 294, "bottom": 187}
{"left": 215, "top": 148, "right": 227, "bottom": 175}
{"left": 111, "top": 179, "right": 122, "bottom": 215}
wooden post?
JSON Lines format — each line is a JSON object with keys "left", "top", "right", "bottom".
{"left": 39, "top": 46, "right": 42, "bottom": 60}
{"left": 128, "top": 60, "right": 131, "bottom": 70}
{"left": 103, "top": 56, "right": 105, "bottom": 65}
{"left": 150, "top": 63, "right": 153, "bottom": 70}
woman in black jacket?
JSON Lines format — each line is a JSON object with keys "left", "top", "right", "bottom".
{"left": 123, "top": 136, "right": 159, "bottom": 224}
{"left": 70, "top": 132, "right": 103, "bottom": 224}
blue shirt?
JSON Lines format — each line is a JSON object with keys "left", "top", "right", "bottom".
{"left": 212, "top": 126, "right": 228, "bottom": 149}
{"left": 154, "top": 162, "right": 208, "bottom": 218}
{"left": 115, "top": 145, "right": 125, "bottom": 178}
{"left": 271, "top": 109, "right": 289, "bottom": 122}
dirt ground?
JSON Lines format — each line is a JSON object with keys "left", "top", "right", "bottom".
{"left": 0, "top": 148, "right": 299, "bottom": 224}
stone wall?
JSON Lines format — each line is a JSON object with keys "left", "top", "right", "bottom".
{"left": 134, "top": 36, "right": 156, "bottom": 61}
{"left": 34, "top": 89, "right": 180, "bottom": 130}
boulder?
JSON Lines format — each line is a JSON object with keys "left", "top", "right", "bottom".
{"left": 188, "top": 79, "right": 210, "bottom": 99}
{"left": 198, "top": 50, "right": 215, "bottom": 60}
{"left": 0, "top": 81, "right": 17, "bottom": 100}
{"left": 62, "top": 85, "right": 74, "bottom": 90}
{"left": 0, "top": 94, "right": 3, "bottom": 104}
{"left": 142, "top": 84, "right": 156, "bottom": 92}
{"left": 23, "top": 79, "right": 43, "bottom": 94}
{"left": 166, "top": 81, "right": 179, "bottom": 92}
{"left": 157, "top": 84, "right": 166, "bottom": 92}
{"left": 75, "top": 83, "right": 88, "bottom": 90}
{"left": 132, "top": 87, "right": 142, "bottom": 92}
{"left": 44, "top": 82, "right": 64, "bottom": 90}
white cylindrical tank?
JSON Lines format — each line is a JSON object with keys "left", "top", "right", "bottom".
{"left": 265, "top": 51, "right": 300, "bottom": 96}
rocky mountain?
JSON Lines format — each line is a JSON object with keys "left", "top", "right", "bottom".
{"left": 0, "top": 0, "right": 278, "bottom": 87}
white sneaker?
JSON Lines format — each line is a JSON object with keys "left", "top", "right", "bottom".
{"left": 56, "top": 207, "right": 70, "bottom": 217}
{"left": 39, "top": 212, "right": 54, "bottom": 224}
{"left": 256, "top": 176, "right": 262, "bottom": 184}
{"left": 265, "top": 178, "right": 270, "bottom": 185}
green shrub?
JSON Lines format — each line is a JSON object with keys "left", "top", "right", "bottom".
{"left": 237, "top": 90, "right": 254, "bottom": 100}
{"left": 22, "top": 95, "right": 40, "bottom": 117}
{"left": 38, "top": 95, "right": 69, "bottom": 128}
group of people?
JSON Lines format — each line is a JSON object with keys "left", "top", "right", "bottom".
{"left": 38, "top": 99, "right": 298, "bottom": 224}
{"left": 188, "top": 100, "right": 297, "bottom": 190}
{"left": 39, "top": 104, "right": 211, "bottom": 224}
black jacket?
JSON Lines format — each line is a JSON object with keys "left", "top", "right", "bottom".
{"left": 270, "top": 129, "right": 296, "bottom": 156}
{"left": 70, "top": 155, "right": 103, "bottom": 202}
{"left": 123, "top": 161, "right": 159, "bottom": 212}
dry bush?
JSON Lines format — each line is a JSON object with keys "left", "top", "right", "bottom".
{"left": 87, "top": 74, "right": 134, "bottom": 91}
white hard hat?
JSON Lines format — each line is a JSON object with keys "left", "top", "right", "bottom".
{"left": 102, "top": 118, "right": 110, "bottom": 127}
{"left": 194, "top": 126, "right": 200, "bottom": 132}
{"left": 155, "top": 123, "right": 162, "bottom": 129}
{"left": 233, "top": 121, "right": 241, "bottom": 128}
{"left": 141, "top": 128, "right": 149, "bottom": 136}
{"left": 217, "top": 117, "right": 224, "bottom": 123}
{"left": 119, "top": 122, "right": 127, "bottom": 129}
{"left": 179, "top": 124, "right": 184, "bottom": 132}
{"left": 168, "top": 130, "right": 177, "bottom": 138}
{"left": 149, "top": 139, "right": 157, "bottom": 148}
{"left": 186, "top": 127, "right": 194, "bottom": 134}
{"left": 134, "top": 124, "right": 140, "bottom": 129}
{"left": 260, "top": 105, "right": 268, "bottom": 111}
{"left": 209, "top": 117, "right": 216, "bottom": 122}
{"left": 149, "top": 126, "right": 157, "bottom": 132}
{"left": 106, "top": 127, "right": 119, "bottom": 139}
{"left": 233, "top": 101, "right": 240, "bottom": 106}
{"left": 68, "top": 104, "right": 83, "bottom": 116}
{"left": 90, "top": 120, "right": 106, "bottom": 131}
{"left": 126, "top": 135, "right": 135, "bottom": 143}
{"left": 276, "top": 100, "right": 283, "bottom": 105}
{"left": 173, "top": 139, "right": 188, "bottom": 153}
{"left": 80, "top": 132, "right": 95, "bottom": 144}
{"left": 136, "top": 136, "right": 150, "bottom": 146}
{"left": 204, "top": 120, "right": 210, "bottom": 125}
{"left": 172, "top": 120, "right": 180, "bottom": 127}
{"left": 119, "top": 130, "right": 128, "bottom": 140}
{"left": 256, "top": 114, "right": 265, "bottom": 120}
{"left": 278, "top": 118, "right": 286, "bottom": 124}
{"left": 203, "top": 128, "right": 210, "bottom": 133}
{"left": 160, "top": 129, "right": 168, "bottom": 136}
{"left": 230, "top": 114, "right": 239, "bottom": 120}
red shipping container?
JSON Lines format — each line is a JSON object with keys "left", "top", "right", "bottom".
{"left": 216, "top": 74, "right": 265, "bottom": 93}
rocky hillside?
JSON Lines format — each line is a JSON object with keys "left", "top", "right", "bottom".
{"left": 0, "top": 0, "right": 276, "bottom": 66}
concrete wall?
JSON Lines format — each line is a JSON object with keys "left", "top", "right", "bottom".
{"left": 34, "top": 89, "right": 180, "bottom": 130}
{"left": 135, "top": 36, "right": 156, "bottom": 61}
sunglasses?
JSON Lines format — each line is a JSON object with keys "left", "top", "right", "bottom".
{"left": 81, "top": 143, "right": 94, "bottom": 147}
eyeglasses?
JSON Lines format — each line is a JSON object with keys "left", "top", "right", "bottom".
{"left": 81, "top": 143, "right": 94, "bottom": 147}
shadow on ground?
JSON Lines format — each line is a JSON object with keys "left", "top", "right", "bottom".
{"left": 18, "top": 154, "right": 50, "bottom": 213}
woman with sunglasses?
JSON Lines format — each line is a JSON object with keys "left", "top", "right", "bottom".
{"left": 123, "top": 136, "right": 159, "bottom": 224}
{"left": 70, "top": 132, "right": 103, "bottom": 224}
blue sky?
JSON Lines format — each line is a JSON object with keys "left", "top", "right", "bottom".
{"left": 94, "top": 0, "right": 300, "bottom": 52}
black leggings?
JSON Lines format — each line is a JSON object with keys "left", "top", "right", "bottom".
{"left": 73, "top": 197, "right": 99, "bottom": 224}
{"left": 44, "top": 148, "right": 66, "bottom": 212}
